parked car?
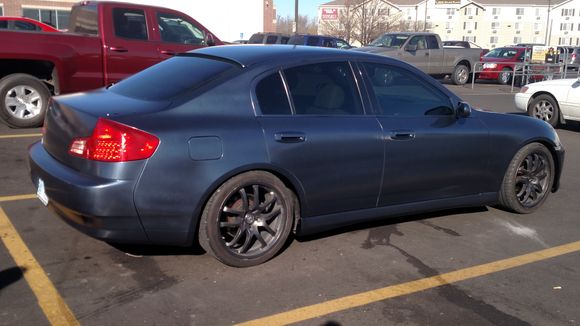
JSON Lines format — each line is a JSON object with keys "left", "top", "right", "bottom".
{"left": 29, "top": 45, "right": 564, "bottom": 267}
{"left": 558, "top": 46, "right": 580, "bottom": 70}
{"left": 0, "top": 1, "right": 222, "bottom": 128}
{"left": 288, "top": 34, "right": 353, "bottom": 49}
{"left": 0, "top": 16, "right": 60, "bottom": 32}
{"left": 248, "top": 32, "right": 289, "bottom": 44}
{"left": 479, "top": 46, "right": 531, "bottom": 84}
{"left": 442, "top": 40, "right": 489, "bottom": 56}
{"left": 515, "top": 77, "right": 580, "bottom": 127}
{"left": 355, "top": 32, "right": 483, "bottom": 85}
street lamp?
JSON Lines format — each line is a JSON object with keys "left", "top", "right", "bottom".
{"left": 294, "top": 0, "right": 299, "bottom": 34}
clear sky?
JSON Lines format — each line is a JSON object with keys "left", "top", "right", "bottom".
{"left": 275, "top": 0, "right": 327, "bottom": 19}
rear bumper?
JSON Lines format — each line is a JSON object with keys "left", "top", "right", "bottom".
{"left": 28, "top": 141, "right": 150, "bottom": 244}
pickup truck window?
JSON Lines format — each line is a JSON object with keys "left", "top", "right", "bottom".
{"left": 369, "top": 34, "right": 409, "bottom": 48}
{"left": 362, "top": 63, "right": 453, "bottom": 117}
{"left": 69, "top": 3, "right": 98, "bottom": 35}
{"left": 157, "top": 12, "right": 205, "bottom": 45}
{"left": 109, "top": 56, "right": 236, "bottom": 101}
{"left": 113, "top": 8, "right": 148, "bottom": 41}
{"left": 426, "top": 36, "right": 439, "bottom": 49}
{"left": 408, "top": 36, "right": 427, "bottom": 50}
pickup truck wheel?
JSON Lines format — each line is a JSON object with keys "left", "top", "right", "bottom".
{"left": 451, "top": 64, "right": 469, "bottom": 85}
{"left": 497, "top": 68, "right": 512, "bottom": 85}
{"left": 0, "top": 74, "right": 50, "bottom": 128}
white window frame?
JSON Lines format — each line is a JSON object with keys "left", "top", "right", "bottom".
{"left": 490, "top": 36, "right": 498, "bottom": 44}
{"left": 516, "top": 8, "right": 524, "bottom": 16}
{"left": 492, "top": 8, "right": 500, "bottom": 15}
{"left": 491, "top": 22, "right": 500, "bottom": 29}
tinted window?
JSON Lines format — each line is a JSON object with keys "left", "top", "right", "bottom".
{"left": 14, "top": 21, "right": 39, "bottom": 31}
{"left": 113, "top": 8, "right": 147, "bottom": 40}
{"left": 266, "top": 35, "right": 278, "bottom": 44}
{"left": 336, "top": 39, "right": 350, "bottom": 49}
{"left": 306, "top": 37, "right": 320, "bottom": 46}
{"left": 426, "top": 35, "right": 439, "bottom": 49}
{"left": 287, "top": 35, "right": 304, "bottom": 45}
{"left": 256, "top": 73, "right": 292, "bottom": 115}
{"left": 109, "top": 56, "right": 236, "bottom": 101}
{"left": 0, "top": 21, "right": 7, "bottom": 29}
{"left": 248, "top": 34, "right": 264, "bottom": 44}
{"left": 283, "top": 62, "right": 363, "bottom": 115}
{"left": 280, "top": 37, "right": 289, "bottom": 44}
{"left": 158, "top": 12, "right": 205, "bottom": 45}
{"left": 362, "top": 63, "right": 453, "bottom": 116}
{"left": 322, "top": 38, "right": 334, "bottom": 47}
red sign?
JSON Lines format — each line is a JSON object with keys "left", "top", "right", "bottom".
{"left": 321, "top": 8, "right": 338, "bottom": 20}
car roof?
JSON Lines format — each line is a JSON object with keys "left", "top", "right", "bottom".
{"left": 193, "top": 45, "right": 388, "bottom": 67}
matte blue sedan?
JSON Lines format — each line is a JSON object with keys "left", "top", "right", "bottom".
{"left": 29, "top": 45, "right": 564, "bottom": 267}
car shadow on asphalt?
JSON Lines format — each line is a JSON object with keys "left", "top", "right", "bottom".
{"left": 295, "top": 206, "right": 488, "bottom": 243}
{"left": 107, "top": 242, "right": 206, "bottom": 256}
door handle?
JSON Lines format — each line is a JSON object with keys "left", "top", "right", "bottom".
{"left": 389, "top": 130, "right": 415, "bottom": 141}
{"left": 274, "top": 132, "right": 306, "bottom": 143}
{"left": 109, "top": 46, "right": 128, "bottom": 52}
{"left": 160, "top": 50, "right": 177, "bottom": 56}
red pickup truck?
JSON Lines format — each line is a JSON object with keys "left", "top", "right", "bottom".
{"left": 0, "top": 1, "right": 222, "bottom": 128}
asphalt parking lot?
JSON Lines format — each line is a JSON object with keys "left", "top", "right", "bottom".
{"left": 1, "top": 82, "right": 580, "bottom": 326}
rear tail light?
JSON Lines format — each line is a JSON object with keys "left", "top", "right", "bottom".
{"left": 69, "top": 118, "right": 159, "bottom": 162}
{"left": 572, "top": 53, "right": 577, "bottom": 61}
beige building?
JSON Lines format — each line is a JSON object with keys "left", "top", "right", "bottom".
{"left": 0, "top": 0, "right": 277, "bottom": 41}
{"left": 319, "top": 0, "right": 580, "bottom": 49}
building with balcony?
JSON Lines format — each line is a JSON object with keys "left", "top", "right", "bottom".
{"left": 319, "top": 0, "right": 580, "bottom": 49}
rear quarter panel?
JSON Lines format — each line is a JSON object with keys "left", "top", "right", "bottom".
{"left": 0, "top": 31, "right": 104, "bottom": 93}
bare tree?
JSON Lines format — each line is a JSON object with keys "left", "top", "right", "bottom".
{"left": 319, "top": 0, "right": 405, "bottom": 46}
{"left": 276, "top": 15, "right": 318, "bottom": 35}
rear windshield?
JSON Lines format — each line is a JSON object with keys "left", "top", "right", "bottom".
{"left": 109, "top": 56, "right": 237, "bottom": 101}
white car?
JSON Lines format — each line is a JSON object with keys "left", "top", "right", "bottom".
{"left": 515, "top": 77, "right": 580, "bottom": 127}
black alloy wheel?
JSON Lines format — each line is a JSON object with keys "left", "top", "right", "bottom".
{"left": 199, "top": 171, "right": 294, "bottom": 267}
{"left": 498, "top": 143, "right": 555, "bottom": 214}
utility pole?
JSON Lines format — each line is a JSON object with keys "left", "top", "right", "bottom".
{"left": 294, "top": 0, "right": 299, "bottom": 34}
{"left": 544, "top": 0, "right": 551, "bottom": 45}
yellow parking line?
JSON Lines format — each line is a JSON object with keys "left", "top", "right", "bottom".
{"left": 238, "top": 240, "right": 580, "bottom": 326}
{"left": 0, "top": 133, "right": 42, "bottom": 139}
{"left": 0, "top": 207, "right": 79, "bottom": 326}
{"left": 0, "top": 194, "right": 37, "bottom": 202}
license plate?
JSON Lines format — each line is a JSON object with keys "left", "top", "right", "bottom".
{"left": 37, "top": 178, "right": 49, "bottom": 206}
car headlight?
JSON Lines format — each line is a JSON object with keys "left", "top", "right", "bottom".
{"left": 483, "top": 63, "right": 497, "bottom": 69}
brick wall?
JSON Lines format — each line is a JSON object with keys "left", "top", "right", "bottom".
{"left": 2, "top": 0, "right": 76, "bottom": 16}
{"left": 263, "top": 0, "right": 276, "bottom": 32}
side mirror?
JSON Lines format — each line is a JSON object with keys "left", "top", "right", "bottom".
{"left": 457, "top": 102, "right": 472, "bottom": 118}
{"left": 405, "top": 44, "right": 417, "bottom": 51}
{"left": 205, "top": 33, "right": 216, "bottom": 47}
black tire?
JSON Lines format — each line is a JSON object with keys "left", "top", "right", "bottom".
{"left": 498, "top": 143, "right": 555, "bottom": 214}
{"left": 198, "top": 171, "right": 294, "bottom": 267}
{"left": 497, "top": 68, "right": 512, "bottom": 85}
{"left": 0, "top": 74, "right": 50, "bottom": 128}
{"left": 451, "top": 64, "right": 469, "bottom": 85}
{"left": 527, "top": 94, "right": 560, "bottom": 127}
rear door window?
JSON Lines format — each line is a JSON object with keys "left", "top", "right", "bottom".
{"left": 256, "top": 73, "right": 292, "bottom": 115}
{"left": 113, "top": 8, "right": 148, "bottom": 40}
{"left": 283, "top": 62, "right": 363, "bottom": 115}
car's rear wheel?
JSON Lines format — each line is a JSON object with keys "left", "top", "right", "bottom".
{"left": 497, "top": 68, "right": 512, "bottom": 85}
{"left": 0, "top": 74, "right": 50, "bottom": 128}
{"left": 528, "top": 94, "right": 560, "bottom": 127}
{"left": 451, "top": 64, "right": 469, "bottom": 85}
{"left": 198, "top": 171, "right": 294, "bottom": 267}
{"left": 498, "top": 143, "right": 554, "bottom": 214}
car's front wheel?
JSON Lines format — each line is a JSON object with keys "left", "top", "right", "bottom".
{"left": 528, "top": 94, "right": 560, "bottom": 127}
{"left": 198, "top": 171, "right": 295, "bottom": 267}
{"left": 498, "top": 143, "right": 555, "bottom": 214}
